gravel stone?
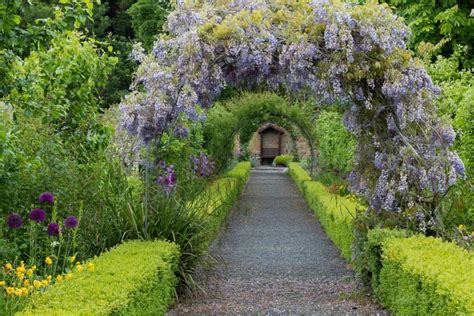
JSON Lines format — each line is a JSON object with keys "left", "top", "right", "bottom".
{"left": 168, "top": 168, "right": 387, "bottom": 315}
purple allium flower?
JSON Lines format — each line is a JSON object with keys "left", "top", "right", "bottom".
{"left": 64, "top": 216, "right": 78, "bottom": 229}
{"left": 47, "top": 223, "right": 60, "bottom": 236}
{"left": 7, "top": 213, "right": 23, "bottom": 229}
{"left": 29, "top": 208, "right": 46, "bottom": 223}
{"left": 39, "top": 192, "right": 54, "bottom": 204}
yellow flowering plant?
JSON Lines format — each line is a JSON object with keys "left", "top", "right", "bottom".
{"left": 1, "top": 257, "right": 96, "bottom": 315}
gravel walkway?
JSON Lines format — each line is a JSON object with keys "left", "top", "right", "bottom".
{"left": 168, "top": 168, "right": 386, "bottom": 315}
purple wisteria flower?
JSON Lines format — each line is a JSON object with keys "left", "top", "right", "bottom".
{"left": 29, "top": 208, "right": 46, "bottom": 223}
{"left": 47, "top": 223, "right": 60, "bottom": 236}
{"left": 64, "top": 216, "right": 78, "bottom": 229}
{"left": 190, "top": 152, "right": 215, "bottom": 177}
{"left": 39, "top": 192, "right": 54, "bottom": 204}
{"left": 7, "top": 213, "right": 23, "bottom": 229}
{"left": 157, "top": 162, "right": 177, "bottom": 194}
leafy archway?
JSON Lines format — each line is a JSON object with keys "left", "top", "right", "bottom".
{"left": 120, "top": 0, "right": 465, "bottom": 221}
{"left": 205, "top": 92, "right": 317, "bottom": 172}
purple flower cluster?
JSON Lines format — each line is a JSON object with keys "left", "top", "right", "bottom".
{"left": 157, "top": 161, "right": 177, "bottom": 194}
{"left": 190, "top": 152, "right": 215, "bottom": 177}
{"left": 6, "top": 192, "right": 79, "bottom": 235}
{"left": 119, "top": 0, "right": 465, "bottom": 220}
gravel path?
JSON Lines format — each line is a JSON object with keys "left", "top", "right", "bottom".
{"left": 168, "top": 168, "right": 386, "bottom": 315}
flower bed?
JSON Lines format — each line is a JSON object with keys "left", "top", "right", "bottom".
{"left": 20, "top": 240, "right": 179, "bottom": 315}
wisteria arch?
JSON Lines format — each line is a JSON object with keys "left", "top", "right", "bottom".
{"left": 120, "top": 0, "right": 465, "bottom": 220}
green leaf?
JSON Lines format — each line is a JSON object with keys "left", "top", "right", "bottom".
{"left": 12, "top": 15, "right": 21, "bottom": 25}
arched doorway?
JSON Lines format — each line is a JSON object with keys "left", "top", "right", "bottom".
{"left": 258, "top": 123, "right": 286, "bottom": 165}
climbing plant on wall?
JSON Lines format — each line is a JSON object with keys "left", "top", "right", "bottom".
{"left": 120, "top": 0, "right": 465, "bottom": 233}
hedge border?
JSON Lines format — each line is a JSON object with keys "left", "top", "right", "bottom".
{"left": 287, "top": 164, "right": 474, "bottom": 315}
{"left": 20, "top": 240, "right": 180, "bottom": 316}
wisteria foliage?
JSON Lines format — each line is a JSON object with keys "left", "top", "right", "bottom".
{"left": 120, "top": 0, "right": 465, "bottom": 216}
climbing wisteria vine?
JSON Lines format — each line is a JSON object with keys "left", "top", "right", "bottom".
{"left": 120, "top": 0, "right": 465, "bottom": 219}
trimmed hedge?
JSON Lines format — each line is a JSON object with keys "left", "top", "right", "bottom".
{"left": 21, "top": 240, "right": 180, "bottom": 316}
{"left": 287, "top": 162, "right": 356, "bottom": 260}
{"left": 191, "top": 161, "right": 251, "bottom": 215}
{"left": 303, "top": 181, "right": 356, "bottom": 261}
{"left": 288, "top": 163, "right": 474, "bottom": 315}
{"left": 226, "top": 161, "right": 251, "bottom": 189}
{"left": 376, "top": 234, "right": 474, "bottom": 315}
{"left": 287, "top": 162, "right": 311, "bottom": 194}
{"left": 273, "top": 155, "right": 293, "bottom": 167}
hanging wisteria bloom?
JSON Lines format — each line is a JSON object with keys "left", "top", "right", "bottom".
{"left": 190, "top": 152, "right": 215, "bottom": 177}
{"left": 120, "top": 0, "right": 465, "bottom": 229}
{"left": 47, "top": 223, "right": 60, "bottom": 236}
{"left": 39, "top": 192, "right": 54, "bottom": 204}
{"left": 64, "top": 216, "right": 79, "bottom": 229}
{"left": 157, "top": 162, "right": 177, "bottom": 194}
{"left": 7, "top": 213, "right": 23, "bottom": 229}
{"left": 29, "top": 208, "right": 46, "bottom": 223}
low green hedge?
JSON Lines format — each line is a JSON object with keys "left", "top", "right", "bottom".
{"left": 273, "top": 155, "right": 293, "bottom": 166}
{"left": 303, "top": 181, "right": 356, "bottom": 261}
{"left": 287, "top": 162, "right": 311, "bottom": 194}
{"left": 226, "top": 162, "right": 251, "bottom": 189}
{"left": 376, "top": 233, "right": 474, "bottom": 315}
{"left": 21, "top": 240, "right": 180, "bottom": 316}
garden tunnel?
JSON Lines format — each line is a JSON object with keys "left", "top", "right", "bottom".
{"left": 204, "top": 92, "right": 318, "bottom": 173}
{"left": 120, "top": 0, "right": 465, "bottom": 218}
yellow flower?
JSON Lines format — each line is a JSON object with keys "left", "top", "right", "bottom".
{"left": 26, "top": 268, "right": 34, "bottom": 277}
{"left": 76, "top": 264, "right": 83, "bottom": 273}
{"left": 45, "top": 256, "right": 53, "bottom": 266}
{"left": 6, "top": 287, "right": 15, "bottom": 295}
{"left": 0, "top": 281, "right": 5, "bottom": 286}
{"left": 65, "top": 273, "right": 73, "bottom": 280}
{"left": 31, "top": 265, "right": 36, "bottom": 271}
{"left": 47, "top": 275, "right": 52, "bottom": 282}
{"left": 16, "top": 266, "right": 25, "bottom": 274}
{"left": 41, "top": 280, "right": 49, "bottom": 287}
{"left": 33, "top": 280, "right": 42, "bottom": 289}
{"left": 4, "top": 263, "right": 13, "bottom": 270}
{"left": 459, "top": 224, "right": 466, "bottom": 231}
{"left": 87, "top": 262, "right": 95, "bottom": 272}
{"left": 15, "top": 288, "right": 22, "bottom": 296}
{"left": 68, "top": 256, "right": 76, "bottom": 264}
{"left": 16, "top": 272, "right": 25, "bottom": 280}
{"left": 56, "top": 275, "right": 63, "bottom": 283}
{"left": 20, "top": 287, "right": 28, "bottom": 296}
{"left": 23, "top": 280, "right": 30, "bottom": 287}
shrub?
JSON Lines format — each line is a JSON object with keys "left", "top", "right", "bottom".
{"left": 354, "top": 228, "right": 411, "bottom": 290}
{"left": 226, "top": 161, "right": 251, "bottom": 188}
{"left": 273, "top": 155, "right": 293, "bottom": 167}
{"left": 287, "top": 162, "right": 311, "bottom": 194}
{"left": 303, "top": 181, "right": 357, "bottom": 261}
{"left": 20, "top": 240, "right": 180, "bottom": 315}
{"left": 315, "top": 110, "right": 355, "bottom": 177}
{"left": 377, "top": 234, "right": 474, "bottom": 315}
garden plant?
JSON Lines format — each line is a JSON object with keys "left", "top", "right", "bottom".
{"left": 1, "top": 0, "right": 472, "bottom": 314}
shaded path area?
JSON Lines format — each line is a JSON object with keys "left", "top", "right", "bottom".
{"left": 169, "top": 168, "right": 386, "bottom": 315}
